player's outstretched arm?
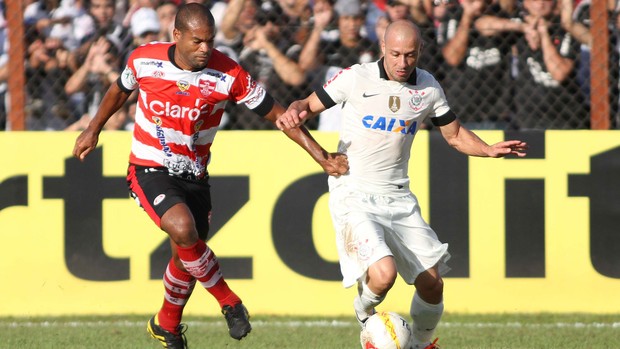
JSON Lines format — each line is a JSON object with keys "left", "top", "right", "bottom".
{"left": 72, "top": 83, "right": 131, "bottom": 161}
{"left": 438, "top": 118, "right": 528, "bottom": 158}
{"left": 285, "top": 126, "right": 349, "bottom": 176}
{"left": 266, "top": 101, "right": 349, "bottom": 176}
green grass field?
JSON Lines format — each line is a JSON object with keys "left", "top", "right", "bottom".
{"left": 2, "top": 313, "right": 618, "bottom": 349}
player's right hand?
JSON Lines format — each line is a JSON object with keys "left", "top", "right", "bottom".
{"left": 72, "top": 129, "right": 99, "bottom": 161}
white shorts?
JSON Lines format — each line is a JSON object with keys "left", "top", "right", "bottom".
{"left": 329, "top": 186, "right": 451, "bottom": 288}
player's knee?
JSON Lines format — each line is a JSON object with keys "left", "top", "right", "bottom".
{"left": 161, "top": 217, "right": 198, "bottom": 247}
{"left": 417, "top": 276, "right": 444, "bottom": 303}
{"left": 160, "top": 204, "right": 199, "bottom": 246}
{"left": 368, "top": 261, "right": 398, "bottom": 294}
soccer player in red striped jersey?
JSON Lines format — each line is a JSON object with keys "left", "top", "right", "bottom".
{"left": 72, "top": 3, "right": 348, "bottom": 348}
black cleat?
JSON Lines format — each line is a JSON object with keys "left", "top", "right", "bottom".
{"left": 147, "top": 315, "right": 188, "bottom": 349}
{"left": 221, "top": 303, "right": 252, "bottom": 340}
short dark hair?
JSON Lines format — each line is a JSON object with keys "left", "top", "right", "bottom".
{"left": 174, "top": 3, "right": 215, "bottom": 32}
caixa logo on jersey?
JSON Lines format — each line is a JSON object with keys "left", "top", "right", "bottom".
{"left": 199, "top": 78, "right": 216, "bottom": 97}
{"left": 362, "top": 115, "right": 417, "bottom": 135}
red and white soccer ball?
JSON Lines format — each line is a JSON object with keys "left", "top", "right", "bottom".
{"left": 360, "top": 312, "right": 412, "bottom": 349}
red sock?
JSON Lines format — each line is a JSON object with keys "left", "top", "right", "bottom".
{"left": 176, "top": 241, "right": 241, "bottom": 308}
{"left": 157, "top": 259, "right": 195, "bottom": 334}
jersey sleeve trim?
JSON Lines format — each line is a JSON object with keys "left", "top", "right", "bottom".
{"left": 251, "top": 93, "right": 275, "bottom": 117}
{"left": 316, "top": 87, "right": 336, "bottom": 109}
{"left": 117, "top": 78, "right": 132, "bottom": 94}
{"left": 431, "top": 110, "right": 457, "bottom": 126}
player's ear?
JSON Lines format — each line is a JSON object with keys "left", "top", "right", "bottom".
{"left": 172, "top": 28, "right": 181, "bottom": 42}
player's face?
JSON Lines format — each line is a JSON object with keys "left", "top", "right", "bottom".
{"left": 381, "top": 32, "right": 421, "bottom": 82}
{"left": 173, "top": 22, "right": 215, "bottom": 71}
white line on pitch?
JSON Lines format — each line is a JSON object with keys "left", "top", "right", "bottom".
{"left": 1, "top": 321, "right": 620, "bottom": 329}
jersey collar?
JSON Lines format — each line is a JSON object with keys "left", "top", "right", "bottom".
{"left": 168, "top": 44, "right": 205, "bottom": 72}
{"left": 377, "top": 58, "right": 417, "bottom": 85}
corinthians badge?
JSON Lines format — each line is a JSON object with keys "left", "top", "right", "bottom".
{"left": 408, "top": 90, "right": 425, "bottom": 111}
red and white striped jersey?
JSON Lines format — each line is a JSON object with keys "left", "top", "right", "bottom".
{"left": 119, "top": 42, "right": 271, "bottom": 177}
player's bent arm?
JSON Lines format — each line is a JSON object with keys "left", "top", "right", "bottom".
{"left": 276, "top": 92, "right": 326, "bottom": 130}
{"left": 73, "top": 82, "right": 132, "bottom": 160}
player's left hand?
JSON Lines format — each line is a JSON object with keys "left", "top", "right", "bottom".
{"left": 276, "top": 101, "right": 309, "bottom": 130}
{"left": 488, "top": 140, "right": 528, "bottom": 158}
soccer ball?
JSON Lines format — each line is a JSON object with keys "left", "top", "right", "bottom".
{"left": 360, "top": 311, "right": 412, "bottom": 349}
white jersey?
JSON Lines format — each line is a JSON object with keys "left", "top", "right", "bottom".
{"left": 316, "top": 59, "right": 456, "bottom": 196}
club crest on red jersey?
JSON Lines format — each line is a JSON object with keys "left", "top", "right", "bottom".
{"left": 199, "top": 79, "right": 216, "bottom": 97}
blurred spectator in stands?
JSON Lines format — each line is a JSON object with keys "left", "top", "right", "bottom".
{"left": 25, "top": 27, "right": 77, "bottom": 130}
{"left": 300, "top": 0, "right": 380, "bottom": 130}
{"left": 308, "top": 0, "right": 340, "bottom": 42}
{"left": 120, "top": 0, "right": 155, "bottom": 32}
{"left": 123, "top": 7, "right": 161, "bottom": 64}
{"left": 156, "top": 1, "right": 178, "bottom": 42}
{"left": 240, "top": 2, "right": 306, "bottom": 85}
{"left": 561, "top": 0, "right": 619, "bottom": 127}
{"left": 217, "top": 0, "right": 259, "bottom": 53}
{"left": 512, "top": 0, "right": 588, "bottom": 129}
{"left": 130, "top": 7, "right": 161, "bottom": 44}
{"left": 276, "top": 0, "right": 315, "bottom": 44}
{"left": 64, "top": 35, "right": 122, "bottom": 128}
{"left": 437, "top": 0, "right": 517, "bottom": 129}
{"left": 78, "top": 0, "right": 132, "bottom": 56}
{"left": 365, "top": 0, "right": 387, "bottom": 42}
{"left": 24, "top": 0, "right": 92, "bottom": 53}
{"left": 374, "top": 14, "right": 390, "bottom": 47}
{"left": 223, "top": 0, "right": 310, "bottom": 129}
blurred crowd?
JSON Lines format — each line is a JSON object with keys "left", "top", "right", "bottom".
{"left": 0, "top": 0, "right": 618, "bottom": 131}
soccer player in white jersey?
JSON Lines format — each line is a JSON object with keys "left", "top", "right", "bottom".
{"left": 276, "top": 20, "right": 528, "bottom": 349}
{"left": 72, "top": 3, "right": 348, "bottom": 349}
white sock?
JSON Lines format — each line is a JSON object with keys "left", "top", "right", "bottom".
{"left": 354, "top": 281, "right": 384, "bottom": 322}
{"left": 409, "top": 292, "right": 443, "bottom": 348}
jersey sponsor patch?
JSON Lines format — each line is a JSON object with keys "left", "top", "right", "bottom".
{"left": 362, "top": 115, "right": 417, "bottom": 135}
{"left": 388, "top": 96, "right": 401, "bottom": 113}
{"left": 176, "top": 80, "right": 190, "bottom": 96}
